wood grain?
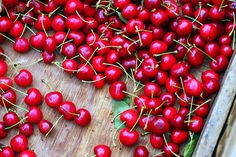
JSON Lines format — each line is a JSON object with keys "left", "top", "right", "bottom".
{"left": 193, "top": 51, "right": 236, "bottom": 157}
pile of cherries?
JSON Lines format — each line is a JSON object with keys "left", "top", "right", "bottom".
{"left": 0, "top": 0, "right": 235, "bottom": 156}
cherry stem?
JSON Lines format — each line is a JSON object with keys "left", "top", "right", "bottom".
{"left": 141, "top": 131, "right": 150, "bottom": 136}
{"left": 152, "top": 151, "right": 164, "bottom": 157}
{"left": 183, "top": 15, "right": 203, "bottom": 26}
{"left": 188, "top": 96, "right": 194, "bottom": 126}
{"left": 59, "top": 29, "right": 70, "bottom": 52}
{"left": 0, "top": 95, "right": 29, "bottom": 112}
{"left": 48, "top": 6, "right": 61, "bottom": 17}
{"left": 188, "top": 99, "right": 211, "bottom": 115}
{"left": 229, "top": 12, "right": 235, "bottom": 37}
{"left": 232, "top": 31, "right": 235, "bottom": 50}
{"left": 135, "top": 26, "right": 143, "bottom": 46}
{"left": 163, "top": 134, "right": 180, "bottom": 157}
{"left": 1, "top": 96, "right": 8, "bottom": 113}
{"left": 76, "top": 10, "right": 92, "bottom": 24}
{"left": 100, "top": 22, "right": 114, "bottom": 39}
{"left": 0, "top": 33, "right": 15, "bottom": 43}
{"left": 112, "top": 121, "right": 126, "bottom": 146}
{"left": 0, "top": 81, "right": 28, "bottom": 96}
{"left": 122, "top": 34, "right": 135, "bottom": 42}
{"left": 128, "top": 40, "right": 139, "bottom": 55}
{"left": 179, "top": 77, "right": 186, "bottom": 96}
{"left": 89, "top": 29, "right": 96, "bottom": 46}
{"left": 144, "top": 110, "right": 152, "bottom": 130}
{"left": 154, "top": 50, "right": 178, "bottom": 57}
{"left": 45, "top": 115, "right": 63, "bottom": 137}
{"left": 130, "top": 107, "right": 144, "bottom": 132}
{"left": 20, "top": 24, "right": 27, "bottom": 38}
{"left": 16, "top": 58, "right": 43, "bottom": 68}
{"left": 58, "top": 13, "right": 67, "bottom": 19}
{"left": 57, "top": 39, "right": 73, "bottom": 49}
{"left": 23, "top": 8, "right": 34, "bottom": 17}
{"left": 82, "top": 76, "right": 106, "bottom": 83}
{"left": 41, "top": 14, "right": 48, "bottom": 37}
{"left": 193, "top": 45, "right": 216, "bottom": 62}
{"left": 41, "top": 79, "right": 52, "bottom": 90}
{"left": 26, "top": 25, "right": 36, "bottom": 35}
{"left": 5, "top": 116, "right": 28, "bottom": 130}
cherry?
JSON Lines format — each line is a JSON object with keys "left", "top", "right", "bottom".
{"left": 142, "top": 57, "right": 159, "bottom": 77}
{"left": 68, "top": 31, "right": 85, "bottom": 46}
{"left": 150, "top": 40, "right": 168, "bottom": 55}
{"left": 160, "top": 54, "right": 177, "bottom": 71}
{"left": 205, "top": 42, "right": 220, "bottom": 58}
{"left": 3, "top": 111, "right": 20, "bottom": 127}
{"left": 188, "top": 47, "right": 205, "bottom": 67}
{"left": 54, "top": 0, "right": 67, "bottom": 5}
{"left": 0, "top": 60, "right": 7, "bottom": 77}
{"left": 200, "top": 24, "right": 218, "bottom": 41}
{"left": 194, "top": 7, "right": 209, "bottom": 23}
{"left": 62, "top": 43, "right": 77, "bottom": 58}
{"left": 122, "top": 4, "right": 137, "bottom": 20}
{"left": 150, "top": 134, "right": 164, "bottom": 149}
{"left": 122, "top": 57, "right": 136, "bottom": 71}
{"left": 10, "top": 134, "right": 28, "bottom": 152}
{"left": 93, "top": 144, "right": 111, "bottom": 157}
{"left": 126, "top": 19, "right": 144, "bottom": 34}
{"left": 0, "top": 146, "right": 15, "bottom": 157}
{"left": 171, "top": 62, "right": 189, "bottom": 78}
{"left": 166, "top": 77, "right": 181, "bottom": 94}
{"left": 119, "top": 128, "right": 139, "bottom": 146}
{"left": 209, "top": 6, "right": 225, "bottom": 21}
{"left": 38, "top": 119, "right": 53, "bottom": 135}
{"left": 171, "top": 114, "right": 187, "bottom": 130}
{"left": 24, "top": 88, "right": 43, "bottom": 106}
{"left": 155, "top": 70, "right": 168, "bottom": 86}
{"left": 201, "top": 70, "right": 220, "bottom": 82}
{"left": 137, "top": 8, "right": 150, "bottom": 22}
{"left": 120, "top": 109, "right": 138, "bottom": 128}
{"left": 93, "top": 74, "right": 105, "bottom": 89}
{"left": 21, "top": 11, "right": 35, "bottom": 25}
{"left": 0, "top": 89, "right": 17, "bottom": 108}
{"left": 62, "top": 59, "right": 78, "bottom": 75}
{"left": 188, "top": 116, "right": 204, "bottom": 133}
{"left": 193, "top": 34, "right": 206, "bottom": 49}
{"left": 29, "top": 0, "right": 43, "bottom": 14}
{"left": 93, "top": 40, "right": 111, "bottom": 55}
{"left": 86, "top": 32, "right": 99, "bottom": 46}
{"left": 184, "top": 77, "right": 203, "bottom": 97}
{"left": 53, "top": 31, "right": 66, "bottom": 45}
{"left": 77, "top": 45, "right": 93, "bottom": 63}
{"left": 138, "top": 115, "right": 155, "bottom": 131}
{"left": 150, "top": 117, "right": 170, "bottom": 135}
{"left": 58, "top": 101, "right": 76, "bottom": 120}
{"left": 19, "top": 122, "right": 34, "bottom": 137}
{"left": 30, "top": 32, "right": 46, "bottom": 50}
{"left": 220, "top": 45, "right": 233, "bottom": 58}
{"left": 65, "top": 0, "right": 83, "bottom": 14}
{"left": 43, "top": 37, "right": 57, "bottom": 53}
{"left": 13, "top": 38, "right": 30, "bottom": 53}
{"left": 176, "top": 19, "right": 192, "bottom": 37}
{"left": 51, "top": 15, "right": 66, "bottom": 32}
{"left": 144, "top": 82, "right": 161, "bottom": 98}
{"left": 162, "top": 32, "right": 177, "bottom": 46}
{"left": 45, "top": 91, "right": 63, "bottom": 108}
{"left": 105, "top": 66, "right": 122, "bottom": 83}
{"left": 134, "top": 68, "right": 150, "bottom": 84}
{"left": 25, "top": 107, "right": 43, "bottom": 124}
{"left": 76, "top": 63, "right": 95, "bottom": 81}
{"left": 34, "top": 14, "right": 51, "bottom": 31}
{"left": 219, "top": 35, "right": 232, "bottom": 45}
{"left": 166, "top": 2, "right": 180, "bottom": 18}
{"left": 163, "top": 107, "right": 177, "bottom": 121}
{"left": 14, "top": 69, "right": 33, "bottom": 87}
{"left": 74, "top": 108, "right": 91, "bottom": 126}
{"left": 203, "top": 79, "right": 220, "bottom": 95}
{"left": 66, "top": 15, "right": 85, "bottom": 31}
{"left": 150, "top": 26, "right": 165, "bottom": 40}
{"left": 210, "top": 55, "right": 229, "bottom": 72}
{"left": 163, "top": 142, "right": 179, "bottom": 157}
{"left": 19, "top": 150, "right": 36, "bottom": 157}
{"left": 144, "top": 0, "right": 161, "bottom": 9}
{"left": 9, "top": 21, "right": 24, "bottom": 38}
{"left": 97, "top": 24, "right": 113, "bottom": 40}
{"left": 42, "top": 51, "right": 56, "bottom": 64}
{"left": 159, "top": 92, "right": 176, "bottom": 107}
{"left": 195, "top": 100, "right": 210, "bottom": 117}
{"left": 133, "top": 145, "right": 149, "bottom": 157}
{"left": 178, "top": 93, "right": 191, "bottom": 107}
{"left": 82, "top": 3, "right": 96, "bottom": 17}
{"left": 0, "top": 17, "right": 13, "bottom": 33}
{"left": 109, "top": 81, "right": 126, "bottom": 100}
{"left": 0, "top": 121, "right": 8, "bottom": 139}
{"left": 150, "top": 9, "right": 169, "bottom": 27}
{"left": 171, "top": 130, "right": 189, "bottom": 144}
{"left": 182, "top": 3, "right": 195, "bottom": 16}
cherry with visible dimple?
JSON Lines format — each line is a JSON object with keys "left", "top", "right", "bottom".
{"left": 3, "top": 111, "right": 20, "bottom": 127}
{"left": 45, "top": 91, "right": 63, "bottom": 108}
{"left": 62, "top": 59, "right": 78, "bottom": 75}
{"left": 119, "top": 127, "right": 139, "bottom": 146}
{"left": 0, "top": 89, "right": 17, "bottom": 108}
{"left": 43, "top": 37, "right": 57, "bottom": 53}
{"left": 25, "top": 107, "right": 43, "bottom": 124}
{"left": 133, "top": 145, "right": 149, "bottom": 157}
{"left": 19, "top": 122, "right": 34, "bottom": 137}
{"left": 109, "top": 81, "right": 127, "bottom": 100}
{"left": 58, "top": 101, "right": 76, "bottom": 120}
{"left": 13, "top": 38, "right": 30, "bottom": 53}
{"left": 76, "top": 63, "right": 95, "bottom": 81}
{"left": 93, "top": 144, "right": 111, "bottom": 157}
{"left": 74, "top": 108, "right": 91, "bottom": 126}
{"left": 171, "top": 130, "right": 189, "bottom": 144}
{"left": 38, "top": 119, "right": 53, "bottom": 135}
{"left": 120, "top": 109, "right": 138, "bottom": 128}
{"left": 14, "top": 69, "right": 33, "bottom": 87}
{"left": 24, "top": 88, "right": 43, "bottom": 106}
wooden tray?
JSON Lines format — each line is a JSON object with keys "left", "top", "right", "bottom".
{"left": 0, "top": 30, "right": 235, "bottom": 156}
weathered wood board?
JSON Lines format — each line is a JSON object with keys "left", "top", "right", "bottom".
{"left": 0, "top": 31, "right": 235, "bottom": 157}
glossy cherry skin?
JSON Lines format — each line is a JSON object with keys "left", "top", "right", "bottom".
{"left": 188, "top": 116, "right": 204, "bottom": 133}
{"left": 155, "top": 70, "right": 168, "bottom": 85}
{"left": 0, "top": 121, "right": 8, "bottom": 139}
{"left": 188, "top": 47, "right": 205, "bottom": 67}
{"left": 176, "top": 19, "right": 192, "bottom": 37}
{"left": 163, "top": 142, "right": 179, "bottom": 157}
{"left": 26, "top": 107, "right": 43, "bottom": 124}
{"left": 77, "top": 45, "right": 93, "bottom": 63}
{"left": 133, "top": 145, "right": 149, "bottom": 157}
{"left": 19, "top": 150, "right": 36, "bottom": 157}
{"left": 120, "top": 109, "right": 138, "bottom": 128}
{"left": 68, "top": 31, "right": 85, "bottom": 46}
{"left": 65, "top": 0, "right": 83, "bottom": 14}
{"left": 93, "top": 144, "right": 111, "bottom": 157}
{"left": 166, "top": 77, "right": 180, "bottom": 94}
{"left": 195, "top": 100, "right": 210, "bottom": 117}
{"left": 43, "top": 37, "right": 57, "bottom": 53}
{"left": 0, "top": 60, "right": 7, "bottom": 77}
{"left": 58, "top": 101, "right": 77, "bottom": 120}
{"left": 109, "top": 81, "right": 127, "bottom": 100}
{"left": 105, "top": 66, "right": 122, "bottom": 83}
{"left": 160, "top": 92, "right": 176, "bottom": 107}
{"left": 19, "top": 122, "right": 34, "bottom": 137}
{"left": 142, "top": 57, "right": 159, "bottom": 77}
{"left": 203, "top": 79, "right": 220, "bottom": 95}
{"left": 38, "top": 119, "right": 53, "bottom": 135}
{"left": 150, "top": 134, "right": 164, "bottom": 149}
{"left": 144, "top": 0, "right": 161, "bottom": 9}
{"left": 210, "top": 55, "right": 229, "bottom": 72}
{"left": 66, "top": 15, "right": 85, "bottom": 31}
{"left": 219, "top": 35, "right": 232, "bottom": 45}
{"left": 144, "top": 82, "right": 161, "bottom": 98}
{"left": 150, "top": 40, "right": 168, "bottom": 55}
{"left": 0, "top": 17, "right": 13, "bottom": 33}
{"left": 13, "top": 38, "right": 30, "bottom": 53}
{"left": 150, "top": 9, "right": 169, "bottom": 27}
{"left": 138, "top": 115, "right": 155, "bottom": 132}
{"left": 30, "top": 32, "right": 46, "bottom": 50}
{"left": 160, "top": 54, "right": 177, "bottom": 71}
{"left": 45, "top": 91, "right": 63, "bottom": 108}
{"left": 220, "top": 45, "right": 233, "bottom": 58}
{"left": 62, "top": 59, "right": 78, "bottom": 75}
{"left": 62, "top": 43, "right": 77, "bottom": 58}
{"left": 34, "top": 14, "right": 51, "bottom": 31}
{"left": 150, "top": 117, "right": 170, "bottom": 135}
{"left": 119, "top": 128, "right": 139, "bottom": 146}
{"left": 93, "top": 74, "right": 105, "bottom": 89}
{"left": 171, "top": 130, "right": 189, "bottom": 144}
{"left": 126, "top": 19, "right": 144, "bottom": 34}
{"left": 171, "top": 114, "right": 187, "bottom": 130}
{"left": 163, "top": 107, "right": 177, "bottom": 121}
{"left": 184, "top": 78, "right": 203, "bottom": 97}
{"left": 9, "top": 21, "right": 24, "bottom": 38}
{"left": 0, "top": 146, "right": 15, "bottom": 157}
{"left": 10, "top": 134, "right": 28, "bottom": 152}
{"left": 14, "top": 69, "right": 33, "bottom": 87}
{"left": 200, "top": 24, "right": 218, "bottom": 41}
{"left": 51, "top": 15, "right": 66, "bottom": 32}
{"left": 74, "top": 108, "right": 91, "bottom": 126}
{"left": 0, "top": 89, "right": 17, "bottom": 108}
{"left": 3, "top": 111, "right": 20, "bottom": 127}
{"left": 202, "top": 70, "right": 220, "bottom": 82}
{"left": 76, "top": 63, "right": 95, "bottom": 81}
{"left": 24, "top": 88, "right": 43, "bottom": 106}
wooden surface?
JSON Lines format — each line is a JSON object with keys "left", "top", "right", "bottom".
{"left": 0, "top": 31, "right": 235, "bottom": 157}
{"left": 193, "top": 51, "right": 236, "bottom": 157}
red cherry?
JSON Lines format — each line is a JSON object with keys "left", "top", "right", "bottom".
{"left": 76, "top": 63, "right": 95, "bottom": 81}
{"left": 0, "top": 17, "right": 13, "bottom": 33}
{"left": 210, "top": 55, "right": 228, "bottom": 72}
{"left": 38, "top": 119, "right": 53, "bottom": 135}
{"left": 30, "top": 32, "right": 46, "bottom": 50}
{"left": 201, "top": 69, "right": 220, "bottom": 82}
{"left": 126, "top": 19, "right": 144, "bottom": 34}
{"left": 219, "top": 35, "right": 232, "bottom": 45}
{"left": 209, "top": 6, "right": 225, "bottom": 21}
{"left": 203, "top": 79, "right": 220, "bottom": 95}
{"left": 24, "top": 88, "right": 43, "bottom": 106}
{"left": 150, "top": 117, "right": 170, "bottom": 135}
{"left": 178, "top": 93, "right": 191, "bottom": 107}
{"left": 74, "top": 108, "right": 91, "bottom": 126}
{"left": 62, "top": 43, "right": 77, "bottom": 58}
{"left": 171, "top": 62, "right": 189, "bottom": 78}
{"left": 187, "top": 47, "right": 205, "bottom": 67}
{"left": 68, "top": 31, "right": 85, "bottom": 46}
{"left": 162, "top": 32, "right": 177, "bottom": 46}
{"left": 66, "top": 15, "right": 85, "bottom": 31}
{"left": 9, "top": 21, "right": 24, "bottom": 38}
{"left": 45, "top": 91, "right": 63, "bottom": 108}
{"left": 142, "top": 57, "right": 159, "bottom": 77}
{"left": 150, "top": 9, "right": 169, "bottom": 27}
{"left": 0, "top": 121, "right": 8, "bottom": 139}
{"left": 122, "top": 4, "right": 137, "bottom": 20}
{"left": 0, "top": 89, "right": 17, "bottom": 108}
{"left": 120, "top": 109, "right": 138, "bottom": 128}
{"left": 160, "top": 54, "right": 177, "bottom": 71}
{"left": 58, "top": 101, "right": 76, "bottom": 120}
{"left": 188, "top": 116, "right": 204, "bottom": 133}
{"left": 13, "top": 38, "right": 30, "bottom": 53}
{"left": 3, "top": 111, "right": 20, "bottom": 127}
{"left": 144, "top": 0, "right": 161, "bottom": 9}
{"left": 220, "top": 45, "right": 233, "bottom": 58}
{"left": 62, "top": 59, "right": 78, "bottom": 75}
{"left": 19, "top": 122, "right": 34, "bottom": 137}
{"left": 163, "top": 107, "right": 177, "bottom": 121}
{"left": 109, "top": 81, "right": 127, "bottom": 100}
{"left": 171, "top": 114, "right": 187, "bottom": 130}
{"left": 51, "top": 15, "right": 66, "bottom": 32}
{"left": 0, "top": 60, "right": 7, "bottom": 76}
{"left": 133, "top": 145, "right": 149, "bottom": 157}
{"left": 42, "top": 51, "right": 56, "bottom": 64}
{"left": 155, "top": 70, "right": 168, "bottom": 85}
{"left": 144, "top": 82, "right": 161, "bottom": 98}
{"left": 200, "top": 24, "right": 217, "bottom": 41}
{"left": 193, "top": 34, "right": 206, "bottom": 49}
{"left": 159, "top": 92, "right": 176, "bottom": 107}
{"left": 205, "top": 42, "right": 220, "bottom": 58}
{"left": 195, "top": 100, "right": 210, "bottom": 117}
{"left": 53, "top": 31, "right": 66, "bottom": 45}
{"left": 184, "top": 78, "right": 203, "bottom": 97}
{"left": 93, "top": 144, "right": 111, "bottom": 157}
{"left": 119, "top": 128, "right": 139, "bottom": 146}
{"left": 138, "top": 115, "right": 155, "bottom": 131}
{"left": 0, "top": 146, "right": 15, "bottom": 157}
{"left": 19, "top": 150, "right": 36, "bottom": 157}
{"left": 93, "top": 74, "right": 105, "bottom": 89}
{"left": 77, "top": 45, "right": 93, "bottom": 63}
{"left": 105, "top": 66, "right": 122, "bottom": 83}
{"left": 176, "top": 19, "right": 192, "bottom": 37}
{"left": 150, "top": 40, "right": 168, "bottom": 55}
{"left": 43, "top": 37, "right": 57, "bottom": 53}
{"left": 14, "top": 69, "right": 33, "bottom": 87}
{"left": 26, "top": 107, "right": 43, "bottom": 124}
{"left": 171, "top": 130, "right": 189, "bottom": 144}
{"left": 65, "top": 0, "right": 83, "bottom": 14}
{"left": 10, "top": 134, "right": 28, "bottom": 152}
{"left": 150, "top": 134, "right": 164, "bottom": 149}
{"left": 163, "top": 142, "right": 179, "bottom": 157}
{"left": 34, "top": 14, "right": 51, "bottom": 31}
{"left": 166, "top": 77, "right": 180, "bottom": 94}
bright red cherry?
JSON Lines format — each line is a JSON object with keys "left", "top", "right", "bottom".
{"left": 58, "top": 101, "right": 76, "bottom": 120}
{"left": 74, "top": 108, "right": 91, "bottom": 126}
{"left": 119, "top": 128, "right": 139, "bottom": 146}
{"left": 109, "top": 81, "right": 127, "bottom": 100}
{"left": 93, "top": 144, "right": 111, "bottom": 157}
{"left": 10, "top": 134, "right": 28, "bottom": 152}
{"left": 133, "top": 145, "right": 149, "bottom": 157}
{"left": 14, "top": 69, "right": 33, "bottom": 87}
{"left": 24, "top": 88, "right": 43, "bottom": 106}
{"left": 25, "top": 107, "right": 43, "bottom": 124}
{"left": 38, "top": 119, "right": 53, "bottom": 135}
